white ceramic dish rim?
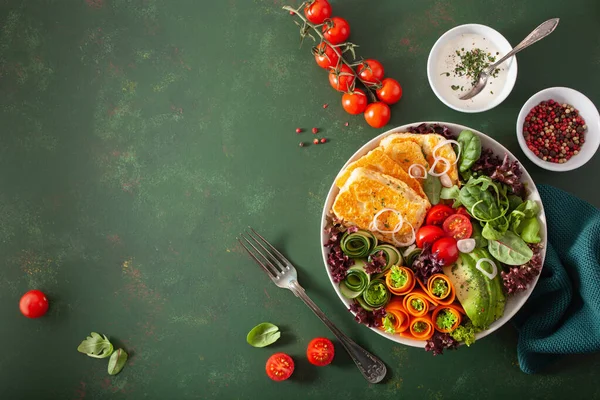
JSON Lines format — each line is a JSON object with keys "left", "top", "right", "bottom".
{"left": 427, "top": 24, "right": 518, "bottom": 114}
{"left": 320, "top": 122, "right": 547, "bottom": 348}
{"left": 516, "top": 86, "right": 600, "bottom": 172}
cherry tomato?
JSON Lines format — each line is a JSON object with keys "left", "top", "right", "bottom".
{"left": 356, "top": 59, "right": 384, "bottom": 84}
{"left": 426, "top": 204, "right": 455, "bottom": 226}
{"left": 304, "top": 0, "right": 332, "bottom": 24}
{"left": 376, "top": 78, "right": 403, "bottom": 105}
{"left": 456, "top": 207, "right": 470, "bottom": 218}
{"left": 364, "top": 102, "right": 391, "bottom": 128}
{"left": 19, "top": 290, "right": 49, "bottom": 318}
{"left": 265, "top": 353, "right": 294, "bottom": 381}
{"left": 322, "top": 17, "right": 350, "bottom": 45}
{"left": 307, "top": 337, "right": 335, "bottom": 366}
{"left": 342, "top": 89, "right": 367, "bottom": 115}
{"left": 312, "top": 42, "right": 339, "bottom": 69}
{"left": 415, "top": 225, "right": 445, "bottom": 248}
{"left": 443, "top": 214, "right": 473, "bottom": 240}
{"left": 328, "top": 64, "right": 355, "bottom": 92}
{"left": 432, "top": 237, "right": 459, "bottom": 266}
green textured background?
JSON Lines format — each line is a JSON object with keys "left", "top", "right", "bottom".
{"left": 1, "top": 0, "right": 599, "bottom": 399}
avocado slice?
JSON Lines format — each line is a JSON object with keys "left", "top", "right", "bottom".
{"left": 444, "top": 249, "right": 505, "bottom": 329}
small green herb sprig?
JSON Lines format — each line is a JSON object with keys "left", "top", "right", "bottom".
{"left": 77, "top": 332, "right": 128, "bottom": 375}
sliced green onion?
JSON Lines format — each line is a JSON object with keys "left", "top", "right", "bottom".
{"left": 370, "top": 244, "right": 402, "bottom": 273}
{"left": 362, "top": 279, "right": 390, "bottom": 308}
{"left": 405, "top": 248, "right": 423, "bottom": 268}
{"left": 340, "top": 229, "right": 378, "bottom": 258}
{"left": 339, "top": 263, "right": 370, "bottom": 299}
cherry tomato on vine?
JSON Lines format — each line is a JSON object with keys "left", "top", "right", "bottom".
{"left": 364, "top": 102, "right": 390, "bottom": 128}
{"left": 312, "top": 42, "right": 339, "bottom": 69}
{"left": 304, "top": 0, "right": 332, "bottom": 24}
{"left": 322, "top": 17, "right": 350, "bottom": 45}
{"left": 376, "top": 78, "right": 403, "bottom": 105}
{"left": 328, "top": 64, "right": 355, "bottom": 92}
{"left": 432, "top": 237, "right": 459, "bottom": 266}
{"left": 426, "top": 204, "right": 455, "bottom": 226}
{"left": 307, "top": 338, "right": 335, "bottom": 366}
{"left": 265, "top": 353, "right": 295, "bottom": 381}
{"left": 342, "top": 89, "right": 367, "bottom": 115}
{"left": 356, "top": 59, "right": 384, "bottom": 84}
{"left": 19, "top": 290, "right": 49, "bottom": 318}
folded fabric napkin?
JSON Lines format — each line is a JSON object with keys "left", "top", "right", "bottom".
{"left": 512, "top": 184, "right": 600, "bottom": 374}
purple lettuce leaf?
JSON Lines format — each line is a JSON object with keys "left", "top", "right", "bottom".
{"left": 411, "top": 244, "right": 444, "bottom": 283}
{"left": 501, "top": 244, "right": 543, "bottom": 295}
{"left": 349, "top": 303, "right": 386, "bottom": 328}
{"left": 490, "top": 154, "right": 524, "bottom": 196}
{"left": 365, "top": 250, "right": 387, "bottom": 275}
{"left": 425, "top": 331, "right": 459, "bottom": 355}
{"left": 406, "top": 123, "right": 455, "bottom": 140}
{"left": 324, "top": 221, "right": 354, "bottom": 282}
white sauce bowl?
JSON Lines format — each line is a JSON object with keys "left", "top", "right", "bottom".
{"left": 427, "top": 24, "right": 518, "bottom": 113}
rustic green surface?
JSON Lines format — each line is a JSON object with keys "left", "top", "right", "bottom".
{"left": 1, "top": 0, "right": 599, "bottom": 399}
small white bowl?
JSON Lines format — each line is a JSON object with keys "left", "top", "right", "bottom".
{"left": 516, "top": 87, "right": 600, "bottom": 171}
{"left": 427, "top": 24, "right": 518, "bottom": 113}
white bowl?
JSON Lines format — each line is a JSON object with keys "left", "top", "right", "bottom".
{"left": 320, "top": 122, "right": 547, "bottom": 348}
{"left": 516, "top": 87, "right": 600, "bottom": 171}
{"left": 427, "top": 24, "right": 518, "bottom": 113}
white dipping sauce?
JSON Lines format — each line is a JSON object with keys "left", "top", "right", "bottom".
{"left": 434, "top": 34, "right": 508, "bottom": 110}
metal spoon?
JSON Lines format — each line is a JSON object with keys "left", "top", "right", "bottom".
{"left": 460, "top": 18, "right": 560, "bottom": 100}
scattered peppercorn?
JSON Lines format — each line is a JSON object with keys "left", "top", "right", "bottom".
{"left": 320, "top": 138, "right": 327, "bottom": 143}
{"left": 295, "top": 128, "right": 302, "bottom": 133}
{"left": 322, "top": 103, "right": 328, "bottom": 109}
{"left": 313, "top": 138, "right": 319, "bottom": 144}
{"left": 299, "top": 142, "right": 305, "bottom": 147}
{"left": 312, "top": 127, "right": 319, "bottom": 134}
{"left": 523, "top": 99, "right": 587, "bottom": 164}
{"left": 344, "top": 122, "right": 349, "bottom": 126}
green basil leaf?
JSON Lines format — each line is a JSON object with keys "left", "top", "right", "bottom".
{"left": 423, "top": 175, "right": 442, "bottom": 205}
{"left": 77, "top": 332, "right": 114, "bottom": 359}
{"left": 488, "top": 231, "right": 533, "bottom": 265}
{"left": 457, "top": 130, "right": 481, "bottom": 172}
{"left": 246, "top": 323, "right": 281, "bottom": 348}
{"left": 107, "top": 348, "right": 128, "bottom": 375}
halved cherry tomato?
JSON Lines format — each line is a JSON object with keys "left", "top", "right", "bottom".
{"left": 328, "top": 64, "right": 355, "bottom": 92}
{"left": 313, "top": 42, "right": 339, "bottom": 69}
{"left": 425, "top": 204, "right": 455, "bottom": 226}
{"left": 19, "top": 290, "right": 49, "bottom": 318}
{"left": 356, "top": 59, "right": 384, "bottom": 84}
{"left": 342, "top": 89, "right": 367, "bottom": 115}
{"left": 266, "top": 353, "right": 294, "bottom": 381}
{"left": 376, "top": 78, "right": 403, "bottom": 105}
{"left": 443, "top": 214, "right": 473, "bottom": 240}
{"left": 304, "top": 0, "right": 332, "bottom": 24}
{"left": 432, "top": 237, "right": 459, "bottom": 266}
{"left": 415, "top": 225, "right": 445, "bottom": 249}
{"left": 322, "top": 17, "right": 350, "bottom": 45}
{"left": 364, "top": 102, "right": 390, "bottom": 128}
{"left": 307, "top": 337, "right": 335, "bottom": 366}
{"left": 456, "top": 207, "right": 470, "bottom": 218}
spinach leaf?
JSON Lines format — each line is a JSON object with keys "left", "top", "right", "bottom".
{"left": 246, "top": 323, "right": 281, "bottom": 347}
{"left": 515, "top": 200, "right": 540, "bottom": 218}
{"left": 457, "top": 130, "right": 481, "bottom": 172}
{"left": 507, "top": 194, "right": 524, "bottom": 212}
{"left": 77, "top": 332, "right": 114, "bottom": 359}
{"left": 471, "top": 222, "right": 488, "bottom": 248}
{"left": 488, "top": 231, "right": 533, "bottom": 265}
{"left": 108, "top": 348, "right": 128, "bottom": 375}
{"left": 440, "top": 185, "right": 462, "bottom": 208}
{"left": 482, "top": 221, "right": 504, "bottom": 241}
{"left": 509, "top": 200, "right": 541, "bottom": 243}
{"left": 423, "top": 175, "right": 442, "bottom": 205}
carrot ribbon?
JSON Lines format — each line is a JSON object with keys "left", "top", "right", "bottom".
{"left": 385, "top": 266, "right": 416, "bottom": 296}
{"left": 431, "top": 304, "right": 464, "bottom": 333}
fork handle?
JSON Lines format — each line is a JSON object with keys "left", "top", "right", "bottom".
{"left": 289, "top": 280, "right": 387, "bottom": 384}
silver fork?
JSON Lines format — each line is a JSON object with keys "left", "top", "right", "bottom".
{"left": 238, "top": 227, "right": 387, "bottom": 384}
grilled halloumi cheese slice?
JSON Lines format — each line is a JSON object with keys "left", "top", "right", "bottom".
{"left": 334, "top": 148, "right": 427, "bottom": 199}
{"left": 332, "top": 168, "right": 430, "bottom": 245}
{"left": 379, "top": 139, "right": 429, "bottom": 177}
{"left": 380, "top": 133, "right": 459, "bottom": 184}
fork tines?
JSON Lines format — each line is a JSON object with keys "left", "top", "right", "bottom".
{"left": 237, "top": 227, "right": 290, "bottom": 280}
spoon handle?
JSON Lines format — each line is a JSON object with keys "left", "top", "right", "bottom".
{"left": 487, "top": 18, "right": 560, "bottom": 72}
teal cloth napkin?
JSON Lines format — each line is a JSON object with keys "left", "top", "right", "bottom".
{"left": 512, "top": 184, "right": 600, "bottom": 374}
